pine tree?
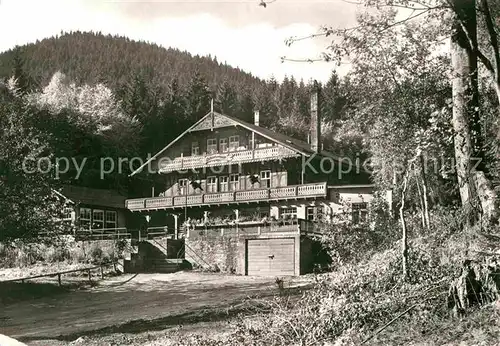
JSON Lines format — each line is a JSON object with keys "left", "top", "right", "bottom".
{"left": 215, "top": 79, "right": 238, "bottom": 115}
{"left": 10, "top": 47, "right": 32, "bottom": 95}
{"left": 186, "top": 70, "right": 211, "bottom": 122}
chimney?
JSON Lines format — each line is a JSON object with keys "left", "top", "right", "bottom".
{"left": 254, "top": 110, "right": 260, "bottom": 126}
{"left": 310, "top": 81, "right": 321, "bottom": 153}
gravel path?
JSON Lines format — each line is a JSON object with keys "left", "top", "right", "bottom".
{"left": 0, "top": 272, "right": 281, "bottom": 343}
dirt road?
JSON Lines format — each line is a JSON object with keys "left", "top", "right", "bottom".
{"left": 0, "top": 272, "right": 281, "bottom": 344}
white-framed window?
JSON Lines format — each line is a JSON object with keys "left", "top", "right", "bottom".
{"left": 306, "top": 206, "right": 323, "bottom": 221}
{"left": 280, "top": 207, "right": 297, "bottom": 219}
{"left": 219, "top": 138, "right": 228, "bottom": 153}
{"left": 207, "top": 138, "right": 217, "bottom": 154}
{"left": 178, "top": 179, "right": 188, "bottom": 195}
{"left": 207, "top": 176, "right": 217, "bottom": 193}
{"left": 80, "top": 207, "right": 91, "bottom": 229}
{"left": 306, "top": 206, "right": 315, "bottom": 221}
{"left": 62, "top": 207, "right": 73, "bottom": 222}
{"left": 229, "top": 135, "right": 240, "bottom": 151}
{"left": 191, "top": 142, "right": 199, "bottom": 156}
{"left": 92, "top": 209, "right": 104, "bottom": 229}
{"left": 105, "top": 211, "right": 117, "bottom": 229}
{"left": 352, "top": 202, "right": 368, "bottom": 224}
{"left": 229, "top": 174, "right": 239, "bottom": 191}
{"left": 260, "top": 170, "right": 271, "bottom": 188}
{"left": 219, "top": 176, "right": 229, "bottom": 192}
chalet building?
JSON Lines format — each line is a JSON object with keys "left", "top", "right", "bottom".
{"left": 125, "top": 88, "right": 376, "bottom": 276}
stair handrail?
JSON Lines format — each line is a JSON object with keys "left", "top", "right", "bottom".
{"left": 179, "top": 242, "right": 211, "bottom": 269}
{"left": 151, "top": 238, "right": 170, "bottom": 256}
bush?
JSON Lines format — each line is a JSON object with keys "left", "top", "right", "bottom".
{"left": 174, "top": 207, "right": 477, "bottom": 346}
{"left": 0, "top": 238, "right": 130, "bottom": 268}
{"left": 317, "top": 192, "right": 399, "bottom": 269}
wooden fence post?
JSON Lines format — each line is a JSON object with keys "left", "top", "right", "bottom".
{"left": 58, "top": 273, "right": 62, "bottom": 286}
{"left": 88, "top": 269, "right": 92, "bottom": 284}
{"left": 100, "top": 266, "right": 104, "bottom": 279}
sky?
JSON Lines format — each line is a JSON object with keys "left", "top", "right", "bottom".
{"left": 0, "top": 0, "right": 359, "bottom": 83}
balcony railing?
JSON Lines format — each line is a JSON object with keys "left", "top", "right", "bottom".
{"left": 126, "top": 182, "right": 328, "bottom": 211}
{"left": 158, "top": 146, "right": 299, "bottom": 173}
{"left": 186, "top": 218, "right": 325, "bottom": 239}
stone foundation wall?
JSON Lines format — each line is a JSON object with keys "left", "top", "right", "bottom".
{"left": 185, "top": 237, "right": 243, "bottom": 274}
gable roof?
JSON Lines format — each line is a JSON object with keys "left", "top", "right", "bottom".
{"left": 130, "top": 111, "right": 324, "bottom": 176}
{"left": 59, "top": 185, "right": 127, "bottom": 209}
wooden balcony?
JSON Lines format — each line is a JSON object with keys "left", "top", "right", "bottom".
{"left": 126, "top": 182, "right": 328, "bottom": 211}
{"left": 158, "top": 146, "right": 299, "bottom": 173}
{"left": 186, "top": 219, "right": 325, "bottom": 239}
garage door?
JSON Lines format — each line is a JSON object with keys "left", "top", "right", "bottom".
{"left": 247, "top": 238, "right": 295, "bottom": 276}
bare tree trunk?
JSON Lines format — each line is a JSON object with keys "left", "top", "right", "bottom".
{"left": 400, "top": 168, "right": 411, "bottom": 281}
{"left": 451, "top": 0, "right": 480, "bottom": 221}
{"left": 419, "top": 155, "right": 431, "bottom": 228}
{"left": 480, "top": 0, "right": 500, "bottom": 113}
{"left": 415, "top": 176, "right": 427, "bottom": 229}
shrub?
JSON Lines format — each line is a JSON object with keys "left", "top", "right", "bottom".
{"left": 175, "top": 206, "right": 474, "bottom": 346}
{"left": 89, "top": 246, "right": 106, "bottom": 264}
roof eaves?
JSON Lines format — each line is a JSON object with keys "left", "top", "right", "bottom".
{"left": 222, "top": 114, "right": 311, "bottom": 156}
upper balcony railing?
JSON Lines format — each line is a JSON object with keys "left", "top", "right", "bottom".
{"left": 126, "top": 182, "right": 328, "bottom": 211}
{"left": 158, "top": 146, "right": 300, "bottom": 173}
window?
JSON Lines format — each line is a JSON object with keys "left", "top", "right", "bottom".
{"left": 306, "top": 207, "right": 315, "bottom": 221}
{"left": 105, "top": 211, "right": 117, "bottom": 229}
{"left": 219, "top": 138, "right": 228, "bottom": 153}
{"left": 207, "top": 176, "right": 217, "bottom": 193}
{"left": 306, "top": 206, "right": 324, "bottom": 221}
{"left": 92, "top": 209, "right": 104, "bottom": 229}
{"left": 219, "top": 176, "right": 229, "bottom": 192}
{"left": 260, "top": 170, "right": 271, "bottom": 188}
{"left": 229, "top": 135, "right": 240, "bottom": 151}
{"left": 280, "top": 207, "right": 297, "bottom": 219}
{"left": 62, "top": 207, "right": 73, "bottom": 222}
{"left": 352, "top": 202, "right": 368, "bottom": 224}
{"left": 207, "top": 138, "right": 217, "bottom": 154}
{"left": 191, "top": 142, "right": 199, "bottom": 156}
{"left": 80, "top": 207, "right": 91, "bottom": 229}
{"left": 229, "top": 174, "right": 239, "bottom": 191}
{"left": 178, "top": 179, "right": 188, "bottom": 195}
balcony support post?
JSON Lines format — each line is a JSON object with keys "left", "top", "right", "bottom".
{"left": 172, "top": 214, "right": 179, "bottom": 240}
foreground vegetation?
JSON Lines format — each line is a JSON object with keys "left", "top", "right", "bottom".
{"left": 17, "top": 209, "right": 498, "bottom": 346}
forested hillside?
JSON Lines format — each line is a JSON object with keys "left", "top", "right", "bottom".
{"left": 0, "top": 31, "right": 357, "bottom": 156}
{"left": 0, "top": 31, "right": 262, "bottom": 92}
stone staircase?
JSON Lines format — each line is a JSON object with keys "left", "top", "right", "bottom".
{"left": 122, "top": 238, "right": 185, "bottom": 274}
{"left": 149, "top": 258, "right": 185, "bottom": 273}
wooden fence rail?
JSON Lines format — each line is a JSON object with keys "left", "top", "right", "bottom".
{"left": 0, "top": 261, "right": 122, "bottom": 286}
